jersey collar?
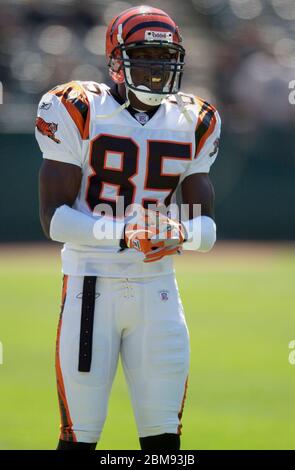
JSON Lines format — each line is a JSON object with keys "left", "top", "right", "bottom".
{"left": 110, "top": 85, "right": 161, "bottom": 125}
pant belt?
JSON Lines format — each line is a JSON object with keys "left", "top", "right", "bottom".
{"left": 78, "top": 276, "right": 97, "bottom": 372}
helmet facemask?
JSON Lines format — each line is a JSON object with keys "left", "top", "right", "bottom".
{"left": 108, "top": 40, "right": 185, "bottom": 106}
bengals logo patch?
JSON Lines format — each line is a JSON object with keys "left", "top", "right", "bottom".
{"left": 209, "top": 138, "right": 220, "bottom": 157}
{"left": 35, "top": 117, "right": 61, "bottom": 144}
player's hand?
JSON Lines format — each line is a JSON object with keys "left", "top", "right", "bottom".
{"left": 124, "top": 207, "right": 185, "bottom": 262}
{"left": 143, "top": 243, "right": 183, "bottom": 263}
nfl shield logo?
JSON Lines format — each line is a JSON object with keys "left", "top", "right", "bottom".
{"left": 159, "top": 290, "right": 169, "bottom": 301}
{"left": 134, "top": 112, "right": 149, "bottom": 125}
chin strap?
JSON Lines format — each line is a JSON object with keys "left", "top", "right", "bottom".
{"left": 96, "top": 99, "right": 130, "bottom": 119}
{"left": 96, "top": 82, "right": 132, "bottom": 120}
{"left": 175, "top": 94, "right": 193, "bottom": 123}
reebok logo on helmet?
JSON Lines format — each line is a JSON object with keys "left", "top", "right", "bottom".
{"left": 145, "top": 31, "right": 173, "bottom": 42}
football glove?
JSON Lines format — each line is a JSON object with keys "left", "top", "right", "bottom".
{"left": 122, "top": 207, "right": 185, "bottom": 263}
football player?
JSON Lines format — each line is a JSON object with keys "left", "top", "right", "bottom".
{"left": 36, "top": 5, "right": 221, "bottom": 450}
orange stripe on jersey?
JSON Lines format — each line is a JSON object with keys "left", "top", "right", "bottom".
{"left": 50, "top": 81, "right": 90, "bottom": 140}
{"left": 55, "top": 275, "right": 77, "bottom": 443}
{"left": 61, "top": 273, "right": 68, "bottom": 307}
{"left": 177, "top": 375, "right": 189, "bottom": 435}
{"left": 83, "top": 101, "right": 91, "bottom": 140}
{"left": 194, "top": 97, "right": 217, "bottom": 158}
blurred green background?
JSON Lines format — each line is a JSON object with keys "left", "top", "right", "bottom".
{"left": 1, "top": 0, "right": 295, "bottom": 451}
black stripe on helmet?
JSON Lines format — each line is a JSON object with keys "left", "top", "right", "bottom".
{"left": 124, "top": 21, "right": 176, "bottom": 43}
{"left": 111, "top": 11, "right": 169, "bottom": 42}
{"left": 122, "top": 12, "right": 169, "bottom": 29}
{"left": 110, "top": 8, "right": 136, "bottom": 36}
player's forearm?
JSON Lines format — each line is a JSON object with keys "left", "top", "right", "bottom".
{"left": 182, "top": 215, "right": 216, "bottom": 252}
{"left": 49, "top": 204, "right": 125, "bottom": 247}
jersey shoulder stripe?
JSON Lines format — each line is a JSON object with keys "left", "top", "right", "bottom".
{"left": 49, "top": 81, "right": 102, "bottom": 140}
{"left": 194, "top": 97, "right": 218, "bottom": 157}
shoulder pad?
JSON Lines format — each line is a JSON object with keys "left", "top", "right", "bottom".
{"left": 49, "top": 81, "right": 102, "bottom": 139}
{"left": 194, "top": 97, "right": 219, "bottom": 156}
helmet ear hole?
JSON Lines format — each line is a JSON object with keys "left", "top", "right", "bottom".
{"left": 108, "top": 48, "right": 126, "bottom": 84}
{"left": 110, "top": 57, "right": 121, "bottom": 73}
{"left": 109, "top": 69, "right": 125, "bottom": 84}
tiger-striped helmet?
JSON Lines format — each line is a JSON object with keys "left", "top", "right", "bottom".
{"left": 105, "top": 5, "right": 185, "bottom": 106}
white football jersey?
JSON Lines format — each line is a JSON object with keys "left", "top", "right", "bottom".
{"left": 35, "top": 81, "right": 221, "bottom": 277}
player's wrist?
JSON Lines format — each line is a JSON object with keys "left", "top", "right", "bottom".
{"left": 182, "top": 215, "right": 216, "bottom": 252}
{"left": 119, "top": 225, "right": 128, "bottom": 250}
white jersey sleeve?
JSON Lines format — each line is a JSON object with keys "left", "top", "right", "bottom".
{"left": 35, "top": 81, "right": 89, "bottom": 167}
{"left": 180, "top": 102, "right": 221, "bottom": 181}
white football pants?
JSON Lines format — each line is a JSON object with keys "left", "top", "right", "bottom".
{"left": 56, "top": 273, "right": 190, "bottom": 443}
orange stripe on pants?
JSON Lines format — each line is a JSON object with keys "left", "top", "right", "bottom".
{"left": 55, "top": 275, "right": 77, "bottom": 442}
{"left": 177, "top": 375, "right": 189, "bottom": 435}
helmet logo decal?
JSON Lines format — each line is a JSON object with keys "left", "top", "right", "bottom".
{"left": 145, "top": 31, "right": 173, "bottom": 42}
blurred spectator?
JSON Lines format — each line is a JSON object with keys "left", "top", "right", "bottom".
{"left": 0, "top": 0, "right": 295, "bottom": 132}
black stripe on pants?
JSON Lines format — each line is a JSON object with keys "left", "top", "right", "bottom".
{"left": 78, "top": 276, "right": 97, "bottom": 372}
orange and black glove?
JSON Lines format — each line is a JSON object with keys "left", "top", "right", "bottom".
{"left": 120, "top": 208, "right": 185, "bottom": 263}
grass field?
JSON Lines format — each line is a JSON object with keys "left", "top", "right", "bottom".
{"left": 0, "top": 242, "right": 295, "bottom": 450}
